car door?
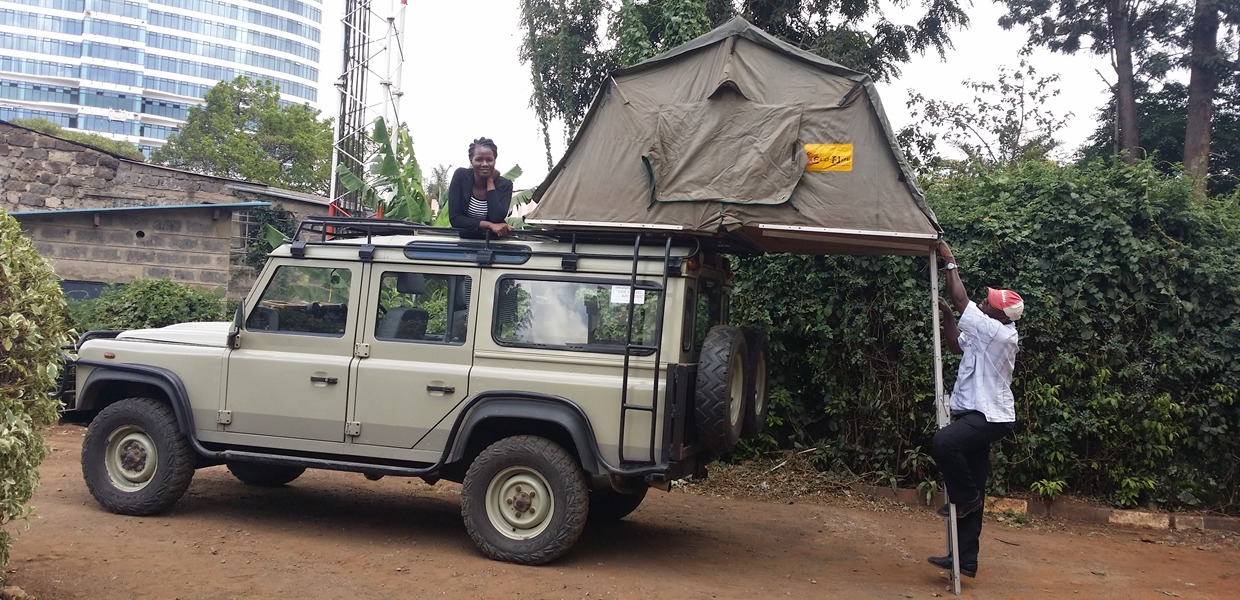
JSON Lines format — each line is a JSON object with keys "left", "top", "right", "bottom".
{"left": 224, "top": 260, "right": 361, "bottom": 442}
{"left": 348, "top": 266, "right": 478, "bottom": 449}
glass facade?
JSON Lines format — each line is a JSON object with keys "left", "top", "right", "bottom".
{"left": 8, "top": 0, "right": 84, "bottom": 10}
{"left": 142, "top": 97, "right": 191, "bottom": 120}
{"left": 0, "top": 57, "right": 80, "bottom": 79}
{"left": 0, "top": 107, "right": 75, "bottom": 127}
{"left": 0, "top": 0, "right": 324, "bottom": 149}
{"left": 1, "top": 9, "right": 85, "bottom": 35}
{"left": 1, "top": 80, "right": 80, "bottom": 105}
{"left": 149, "top": 10, "right": 319, "bottom": 62}
{"left": 153, "top": 0, "right": 320, "bottom": 42}
{"left": 147, "top": 32, "right": 317, "bottom": 80}
{"left": 1, "top": 32, "right": 82, "bottom": 58}
{"left": 81, "top": 88, "right": 142, "bottom": 111}
{"left": 89, "top": 0, "right": 148, "bottom": 19}
{"left": 84, "top": 17, "right": 146, "bottom": 42}
{"left": 83, "top": 41, "right": 145, "bottom": 64}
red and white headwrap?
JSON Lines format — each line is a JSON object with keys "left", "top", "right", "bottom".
{"left": 986, "top": 288, "right": 1025, "bottom": 321}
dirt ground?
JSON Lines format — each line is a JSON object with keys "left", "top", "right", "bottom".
{"left": 3, "top": 426, "right": 1238, "bottom": 600}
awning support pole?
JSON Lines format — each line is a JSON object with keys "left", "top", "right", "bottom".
{"left": 930, "top": 246, "right": 962, "bottom": 595}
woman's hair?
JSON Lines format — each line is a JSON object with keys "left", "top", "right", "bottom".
{"left": 468, "top": 137, "right": 498, "bottom": 159}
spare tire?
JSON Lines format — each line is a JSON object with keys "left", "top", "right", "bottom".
{"left": 740, "top": 326, "right": 771, "bottom": 438}
{"left": 695, "top": 325, "right": 748, "bottom": 453}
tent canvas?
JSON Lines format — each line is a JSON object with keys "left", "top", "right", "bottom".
{"left": 527, "top": 17, "right": 941, "bottom": 256}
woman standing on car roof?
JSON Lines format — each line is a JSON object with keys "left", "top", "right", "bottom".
{"left": 447, "top": 136, "right": 514, "bottom": 237}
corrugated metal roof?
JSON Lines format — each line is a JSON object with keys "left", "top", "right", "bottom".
{"left": 9, "top": 201, "right": 271, "bottom": 216}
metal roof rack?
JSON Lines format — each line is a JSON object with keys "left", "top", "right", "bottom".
{"left": 295, "top": 216, "right": 451, "bottom": 243}
{"left": 288, "top": 216, "right": 716, "bottom": 271}
{"left": 294, "top": 216, "right": 710, "bottom": 250}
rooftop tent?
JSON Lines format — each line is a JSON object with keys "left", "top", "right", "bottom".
{"left": 526, "top": 17, "right": 941, "bottom": 256}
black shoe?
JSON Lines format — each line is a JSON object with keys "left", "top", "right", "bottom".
{"left": 937, "top": 495, "right": 984, "bottom": 518}
{"left": 927, "top": 555, "right": 977, "bottom": 578}
{"left": 957, "top": 495, "right": 984, "bottom": 517}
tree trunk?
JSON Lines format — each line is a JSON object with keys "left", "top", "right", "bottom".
{"left": 1108, "top": 0, "right": 1142, "bottom": 163}
{"left": 1184, "top": 0, "right": 1220, "bottom": 186}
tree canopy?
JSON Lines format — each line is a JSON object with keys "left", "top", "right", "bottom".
{"left": 1182, "top": 0, "right": 1240, "bottom": 183}
{"left": 519, "top": 0, "right": 612, "bottom": 170}
{"left": 899, "top": 59, "right": 1071, "bottom": 175}
{"left": 738, "top": 0, "right": 969, "bottom": 82}
{"left": 1081, "top": 79, "right": 1239, "bottom": 196}
{"left": 151, "top": 76, "right": 333, "bottom": 195}
{"left": 997, "top": 0, "right": 1185, "bottom": 163}
{"left": 997, "top": 0, "right": 1238, "bottom": 186}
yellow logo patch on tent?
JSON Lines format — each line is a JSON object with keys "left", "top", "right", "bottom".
{"left": 804, "top": 143, "right": 853, "bottom": 172}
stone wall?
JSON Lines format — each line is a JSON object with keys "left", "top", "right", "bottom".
{"left": 1, "top": 122, "right": 240, "bottom": 214}
{"left": 1, "top": 121, "right": 330, "bottom": 297}
{"left": 20, "top": 207, "right": 235, "bottom": 287}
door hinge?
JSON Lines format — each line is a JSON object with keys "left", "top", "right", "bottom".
{"left": 354, "top": 343, "right": 370, "bottom": 358}
{"left": 345, "top": 421, "right": 361, "bottom": 436}
{"left": 216, "top": 410, "right": 232, "bottom": 425}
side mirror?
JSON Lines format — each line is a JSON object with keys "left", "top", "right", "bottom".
{"left": 228, "top": 297, "right": 245, "bottom": 349}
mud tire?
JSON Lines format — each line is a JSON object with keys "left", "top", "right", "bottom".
{"left": 740, "top": 326, "right": 771, "bottom": 438}
{"left": 695, "top": 325, "right": 748, "bottom": 453}
{"left": 460, "top": 436, "right": 588, "bottom": 565}
{"left": 81, "top": 397, "right": 195, "bottom": 516}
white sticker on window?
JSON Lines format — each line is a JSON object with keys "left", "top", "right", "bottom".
{"left": 610, "top": 285, "right": 645, "bottom": 304}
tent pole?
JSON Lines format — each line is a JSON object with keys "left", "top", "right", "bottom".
{"left": 930, "top": 246, "right": 961, "bottom": 595}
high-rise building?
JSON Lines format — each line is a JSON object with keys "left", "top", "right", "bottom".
{"left": 0, "top": 0, "right": 325, "bottom": 156}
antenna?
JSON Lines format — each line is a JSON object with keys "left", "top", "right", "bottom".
{"left": 330, "top": 0, "right": 408, "bottom": 216}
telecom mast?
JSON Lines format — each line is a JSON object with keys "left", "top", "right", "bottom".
{"left": 330, "top": 0, "right": 408, "bottom": 216}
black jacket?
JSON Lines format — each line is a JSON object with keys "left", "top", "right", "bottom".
{"left": 447, "top": 167, "right": 513, "bottom": 231}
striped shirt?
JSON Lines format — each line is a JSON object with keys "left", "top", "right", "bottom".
{"left": 467, "top": 195, "right": 488, "bottom": 220}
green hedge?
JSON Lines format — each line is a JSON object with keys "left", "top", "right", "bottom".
{"left": 732, "top": 158, "right": 1240, "bottom": 512}
{"left": 0, "top": 210, "right": 71, "bottom": 566}
{"left": 69, "top": 279, "right": 227, "bottom": 332}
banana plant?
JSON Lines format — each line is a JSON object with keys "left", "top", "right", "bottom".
{"left": 338, "top": 117, "right": 433, "bottom": 224}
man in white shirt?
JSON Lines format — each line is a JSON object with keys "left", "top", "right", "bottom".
{"left": 927, "top": 240, "right": 1024, "bottom": 579}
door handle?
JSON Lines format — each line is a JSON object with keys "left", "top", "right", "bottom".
{"left": 310, "top": 376, "right": 338, "bottom": 384}
{"left": 426, "top": 384, "right": 455, "bottom": 394}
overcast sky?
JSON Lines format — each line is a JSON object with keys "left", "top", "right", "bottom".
{"left": 318, "top": 1, "right": 1115, "bottom": 187}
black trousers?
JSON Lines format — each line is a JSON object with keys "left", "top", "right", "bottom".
{"left": 931, "top": 411, "right": 1014, "bottom": 564}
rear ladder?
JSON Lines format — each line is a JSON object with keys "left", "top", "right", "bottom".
{"left": 616, "top": 234, "right": 675, "bottom": 465}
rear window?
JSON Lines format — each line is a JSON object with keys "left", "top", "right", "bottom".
{"left": 494, "top": 277, "right": 662, "bottom": 354}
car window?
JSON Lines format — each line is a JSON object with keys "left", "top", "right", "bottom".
{"left": 374, "top": 271, "right": 471, "bottom": 344}
{"left": 246, "top": 265, "right": 352, "bottom": 336}
{"left": 495, "top": 278, "right": 661, "bottom": 353}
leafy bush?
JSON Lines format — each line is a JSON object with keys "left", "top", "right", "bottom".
{"left": 69, "top": 279, "right": 226, "bottom": 331}
{"left": 730, "top": 252, "right": 938, "bottom": 487}
{"left": 733, "top": 157, "right": 1240, "bottom": 513}
{"left": 936, "top": 158, "right": 1240, "bottom": 511}
{"left": 0, "top": 210, "right": 71, "bottom": 566}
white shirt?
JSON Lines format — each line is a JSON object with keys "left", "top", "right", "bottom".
{"left": 949, "top": 302, "right": 1018, "bottom": 423}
